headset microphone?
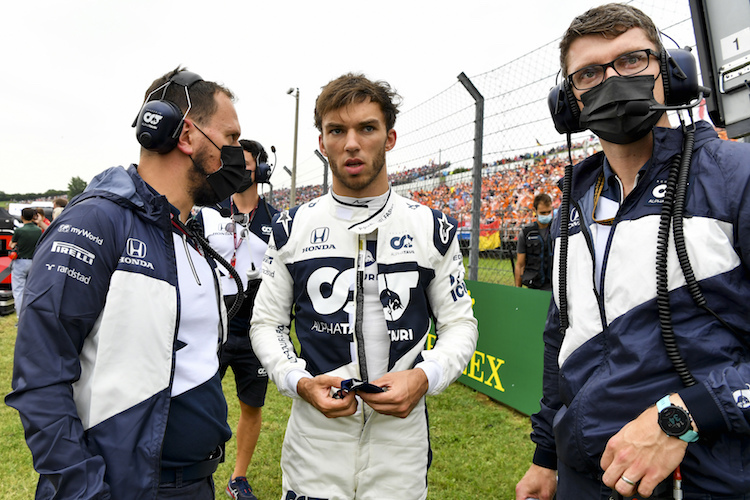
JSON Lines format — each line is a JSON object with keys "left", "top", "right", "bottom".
{"left": 217, "top": 204, "right": 231, "bottom": 218}
{"left": 624, "top": 86, "right": 712, "bottom": 116}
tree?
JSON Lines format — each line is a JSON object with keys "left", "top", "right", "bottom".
{"left": 68, "top": 176, "right": 87, "bottom": 199}
{"left": 43, "top": 188, "right": 65, "bottom": 197}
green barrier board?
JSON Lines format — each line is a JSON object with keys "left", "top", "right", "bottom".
{"left": 428, "top": 280, "right": 550, "bottom": 416}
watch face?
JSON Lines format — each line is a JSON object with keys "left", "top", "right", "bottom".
{"left": 659, "top": 406, "right": 691, "bottom": 436}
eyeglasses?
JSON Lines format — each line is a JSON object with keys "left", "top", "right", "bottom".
{"left": 568, "top": 49, "right": 659, "bottom": 91}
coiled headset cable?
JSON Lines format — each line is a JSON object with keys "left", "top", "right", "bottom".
{"left": 177, "top": 216, "right": 245, "bottom": 320}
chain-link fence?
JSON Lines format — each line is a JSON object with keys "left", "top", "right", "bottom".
{"left": 276, "top": 0, "right": 698, "bottom": 286}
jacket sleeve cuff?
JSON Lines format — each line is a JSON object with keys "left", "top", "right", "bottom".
{"left": 284, "top": 369, "right": 313, "bottom": 397}
{"left": 532, "top": 445, "right": 558, "bottom": 470}
{"left": 414, "top": 360, "right": 442, "bottom": 394}
{"left": 679, "top": 382, "right": 728, "bottom": 439}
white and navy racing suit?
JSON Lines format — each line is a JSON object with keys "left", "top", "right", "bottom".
{"left": 250, "top": 189, "right": 478, "bottom": 500}
{"left": 531, "top": 122, "right": 750, "bottom": 496}
{"left": 6, "top": 165, "right": 231, "bottom": 499}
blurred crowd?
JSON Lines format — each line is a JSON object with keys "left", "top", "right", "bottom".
{"left": 269, "top": 140, "right": 599, "bottom": 243}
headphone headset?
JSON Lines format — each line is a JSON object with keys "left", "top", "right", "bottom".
{"left": 239, "top": 140, "right": 275, "bottom": 184}
{"left": 133, "top": 71, "right": 203, "bottom": 154}
{"left": 547, "top": 48, "right": 701, "bottom": 134}
{"left": 255, "top": 147, "right": 272, "bottom": 184}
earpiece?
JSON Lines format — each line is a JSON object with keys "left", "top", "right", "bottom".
{"left": 547, "top": 47, "right": 701, "bottom": 134}
{"left": 255, "top": 161, "right": 272, "bottom": 184}
{"left": 242, "top": 141, "right": 274, "bottom": 184}
{"left": 660, "top": 48, "right": 700, "bottom": 106}
{"left": 133, "top": 71, "right": 203, "bottom": 154}
{"left": 548, "top": 80, "right": 585, "bottom": 135}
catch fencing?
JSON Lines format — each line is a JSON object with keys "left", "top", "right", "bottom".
{"left": 279, "top": 0, "right": 697, "bottom": 285}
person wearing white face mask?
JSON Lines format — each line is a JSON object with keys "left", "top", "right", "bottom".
{"left": 515, "top": 193, "right": 554, "bottom": 291}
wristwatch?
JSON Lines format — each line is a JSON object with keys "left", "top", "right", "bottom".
{"left": 656, "top": 395, "right": 699, "bottom": 443}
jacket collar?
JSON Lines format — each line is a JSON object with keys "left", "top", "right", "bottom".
{"left": 69, "top": 165, "right": 172, "bottom": 227}
{"left": 562, "top": 121, "right": 719, "bottom": 200}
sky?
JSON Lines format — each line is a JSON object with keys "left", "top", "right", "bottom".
{"left": 1, "top": 0, "right": 635, "bottom": 195}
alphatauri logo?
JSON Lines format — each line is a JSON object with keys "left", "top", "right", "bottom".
{"left": 734, "top": 384, "right": 750, "bottom": 409}
{"left": 142, "top": 112, "right": 164, "bottom": 126}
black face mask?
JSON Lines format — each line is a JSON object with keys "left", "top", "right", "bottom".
{"left": 235, "top": 169, "right": 255, "bottom": 193}
{"left": 205, "top": 145, "right": 246, "bottom": 202}
{"left": 579, "top": 75, "right": 665, "bottom": 145}
{"left": 191, "top": 122, "right": 246, "bottom": 203}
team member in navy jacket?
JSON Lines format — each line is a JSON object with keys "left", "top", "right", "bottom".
{"left": 6, "top": 67, "right": 246, "bottom": 499}
{"left": 517, "top": 4, "right": 750, "bottom": 500}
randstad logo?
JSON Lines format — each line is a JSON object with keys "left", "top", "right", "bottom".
{"left": 142, "top": 112, "right": 163, "bottom": 126}
{"left": 127, "top": 238, "right": 147, "bottom": 258}
{"left": 310, "top": 227, "right": 330, "bottom": 244}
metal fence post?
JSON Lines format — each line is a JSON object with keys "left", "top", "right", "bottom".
{"left": 457, "top": 72, "right": 484, "bottom": 282}
{"left": 315, "top": 150, "right": 329, "bottom": 194}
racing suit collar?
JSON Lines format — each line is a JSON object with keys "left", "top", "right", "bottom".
{"left": 328, "top": 188, "right": 394, "bottom": 234}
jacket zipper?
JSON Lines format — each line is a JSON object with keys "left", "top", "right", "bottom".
{"left": 355, "top": 234, "right": 368, "bottom": 382}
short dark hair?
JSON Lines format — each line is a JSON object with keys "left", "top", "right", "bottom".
{"left": 314, "top": 73, "right": 401, "bottom": 132}
{"left": 560, "top": 3, "right": 662, "bottom": 77}
{"left": 533, "top": 193, "right": 553, "bottom": 211}
{"left": 143, "top": 66, "right": 235, "bottom": 126}
{"left": 53, "top": 198, "right": 68, "bottom": 208}
{"left": 239, "top": 139, "right": 268, "bottom": 164}
{"left": 21, "top": 208, "right": 36, "bottom": 221}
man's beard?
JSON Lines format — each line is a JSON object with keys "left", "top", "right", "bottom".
{"left": 189, "top": 147, "right": 221, "bottom": 206}
{"left": 329, "top": 140, "right": 387, "bottom": 194}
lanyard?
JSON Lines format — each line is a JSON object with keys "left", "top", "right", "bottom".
{"left": 230, "top": 198, "right": 257, "bottom": 268}
{"left": 592, "top": 172, "right": 616, "bottom": 226}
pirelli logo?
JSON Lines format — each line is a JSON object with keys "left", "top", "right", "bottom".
{"left": 51, "top": 241, "right": 96, "bottom": 265}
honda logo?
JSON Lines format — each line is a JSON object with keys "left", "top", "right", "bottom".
{"left": 310, "top": 227, "right": 330, "bottom": 244}
{"left": 127, "top": 238, "right": 147, "bottom": 259}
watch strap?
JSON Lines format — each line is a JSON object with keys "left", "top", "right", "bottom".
{"left": 656, "top": 395, "right": 699, "bottom": 443}
{"left": 656, "top": 395, "right": 671, "bottom": 412}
